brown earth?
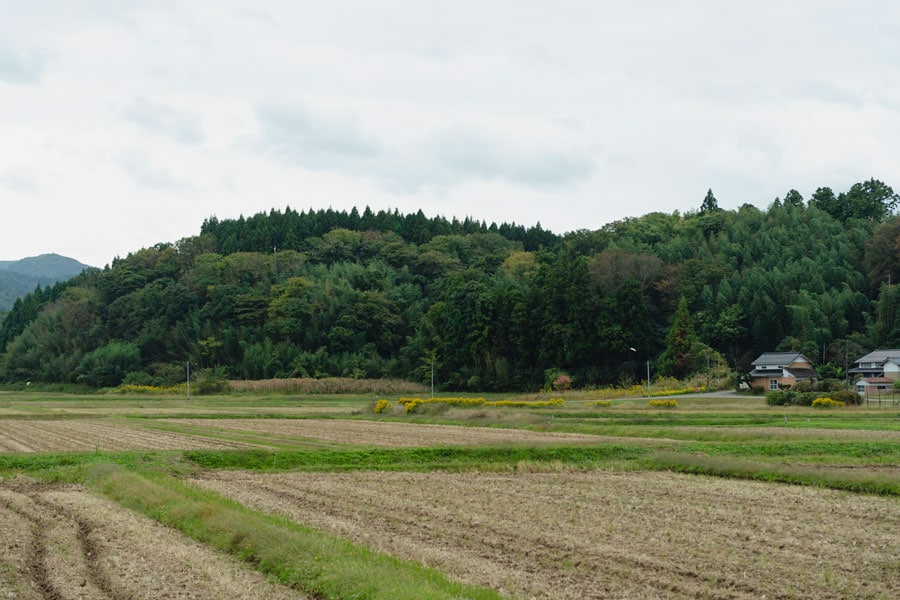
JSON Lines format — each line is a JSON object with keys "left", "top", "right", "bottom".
{"left": 162, "top": 418, "right": 627, "bottom": 447}
{"left": 193, "top": 469, "right": 900, "bottom": 600}
{"left": 0, "top": 420, "right": 258, "bottom": 452}
{"left": 0, "top": 476, "right": 307, "bottom": 599}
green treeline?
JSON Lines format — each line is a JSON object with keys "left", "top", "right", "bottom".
{"left": 2, "top": 182, "right": 900, "bottom": 390}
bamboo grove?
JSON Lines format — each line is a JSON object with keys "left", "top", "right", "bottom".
{"left": 1, "top": 180, "right": 899, "bottom": 391}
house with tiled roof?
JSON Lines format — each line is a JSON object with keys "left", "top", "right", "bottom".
{"left": 748, "top": 352, "right": 819, "bottom": 391}
{"left": 848, "top": 349, "right": 900, "bottom": 398}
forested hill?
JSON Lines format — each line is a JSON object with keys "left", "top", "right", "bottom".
{"left": 0, "top": 254, "right": 90, "bottom": 312}
{"left": 1, "top": 180, "right": 899, "bottom": 391}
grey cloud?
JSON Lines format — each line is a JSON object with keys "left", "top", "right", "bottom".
{"left": 1, "top": 168, "right": 41, "bottom": 194}
{"left": 0, "top": 45, "right": 44, "bottom": 84}
{"left": 254, "top": 103, "right": 380, "bottom": 168}
{"left": 118, "top": 150, "right": 189, "bottom": 190}
{"left": 392, "top": 129, "right": 595, "bottom": 191}
{"left": 122, "top": 97, "right": 205, "bottom": 144}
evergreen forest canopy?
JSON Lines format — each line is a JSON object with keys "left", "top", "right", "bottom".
{"left": 2, "top": 180, "right": 900, "bottom": 391}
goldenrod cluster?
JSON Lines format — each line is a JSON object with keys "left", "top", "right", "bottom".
{"left": 811, "top": 397, "right": 845, "bottom": 408}
{"left": 648, "top": 399, "right": 678, "bottom": 408}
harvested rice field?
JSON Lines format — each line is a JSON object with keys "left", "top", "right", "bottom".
{"left": 0, "top": 390, "right": 896, "bottom": 599}
{"left": 0, "top": 420, "right": 257, "bottom": 452}
{"left": 0, "top": 477, "right": 307, "bottom": 599}
{"left": 162, "top": 417, "right": 631, "bottom": 447}
{"left": 194, "top": 469, "right": 900, "bottom": 600}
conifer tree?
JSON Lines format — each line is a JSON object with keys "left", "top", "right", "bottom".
{"left": 659, "top": 296, "right": 696, "bottom": 379}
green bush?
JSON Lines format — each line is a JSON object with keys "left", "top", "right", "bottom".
{"left": 194, "top": 366, "right": 229, "bottom": 395}
{"left": 122, "top": 371, "right": 154, "bottom": 386}
{"left": 766, "top": 390, "right": 789, "bottom": 406}
{"left": 831, "top": 389, "right": 861, "bottom": 405}
{"left": 793, "top": 380, "right": 814, "bottom": 393}
{"left": 766, "top": 390, "right": 827, "bottom": 407}
{"left": 818, "top": 378, "right": 844, "bottom": 392}
{"left": 75, "top": 341, "right": 141, "bottom": 388}
{"left": 793, "top": 392, "right": 818, "bottom": 406}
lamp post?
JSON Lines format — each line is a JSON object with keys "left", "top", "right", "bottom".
{"left": 628, "top": 347, "right": 637, "bottom": 388}
{"left": 630, "top": 347, "right": 650, "bottom": 397}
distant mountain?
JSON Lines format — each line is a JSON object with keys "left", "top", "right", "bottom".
{"left": 0, "top": 254, "right": 90, "bottom": 312}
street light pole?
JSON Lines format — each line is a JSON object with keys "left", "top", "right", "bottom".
{"left": 628, "top": 347, "right": 637, "bottom": 388}
{"left": 630, "top": 347, "right": 651, "bottom": 398}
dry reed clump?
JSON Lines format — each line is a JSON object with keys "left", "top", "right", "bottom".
{"left": 227, "top": 377, "right": 428, "bottom": 395}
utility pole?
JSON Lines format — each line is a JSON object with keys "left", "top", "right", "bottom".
{"left": 706, "top": 351, "right": 710, "bottom": 392}
{"left": 646, "top": 360, "right": 651, "bottom": 397}
{"left": 844, "top": 339, "right": 849, "bottom": 389}
{"left": 186, "top": 361, "right": 191, "bottom": 400}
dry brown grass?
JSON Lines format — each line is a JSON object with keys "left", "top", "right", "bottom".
{"left": 193, "top": 469, "right": 900, "bottom": 600}
{"left": 227, "top": 377, "right": 428, "bottom": 395}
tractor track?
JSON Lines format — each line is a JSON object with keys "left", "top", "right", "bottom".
{"left": 0, "top": 477, "right": 307, "bottom": 600}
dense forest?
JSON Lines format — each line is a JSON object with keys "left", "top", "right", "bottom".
{"left": 1, "top": 179, "right": 899, "bottom": 391}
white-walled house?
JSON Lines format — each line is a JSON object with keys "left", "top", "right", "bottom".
{"left": 849, "top": 350, "right": 900, "bottom": 399}
{"left": 848, "top": 349, "right": 900, "bottom": 381}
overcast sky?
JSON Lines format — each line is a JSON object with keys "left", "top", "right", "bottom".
{"left": 2, "top": 1, "right": 899, "bottom": 267}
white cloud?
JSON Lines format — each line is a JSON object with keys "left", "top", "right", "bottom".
{"left": 253, "top": 101, "right": 381, "bottom": 167}
{"left": 118, "top": 149, "right": 191, "bottom": 190}
{"left": 1, "top": 1, "right": 900, "bottom": 266}
{"left": 122, "top": 97, "right": 205, "bottom": 144}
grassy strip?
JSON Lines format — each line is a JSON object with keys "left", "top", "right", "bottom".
{"left": 554, "top": 412, "right": 900, "bottom": 429}
{"left": 682, "top": 441, "right": 900, "bottom": 459}
{"left": 646, "top": 451, "right": 900, "bottom": 496}
{"left": 0, "top": 451, "right": 166, "bottom": 473}
{"left": 85, "top": 465, "right": 503, "bottom": 600}
{"left": 182, "top": 444, "right": 649, "bottom": 471}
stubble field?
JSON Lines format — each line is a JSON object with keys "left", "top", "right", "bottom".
{"left": 194, "top": 468, "right": 898, "bottom": 599}
{"left": 0, "top": 477, "right": 309, "bottom": 599}
{"left": 0, "top": 391, "right": 896, "bottom": 599}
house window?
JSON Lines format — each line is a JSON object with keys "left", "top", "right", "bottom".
{"left": 769, "top": 379, "right": 778, "bottom": 391}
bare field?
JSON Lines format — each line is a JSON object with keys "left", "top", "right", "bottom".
{"left": 163, "top": 418, "right": 627, "bottom": 447}
{"left": 0, "top": 477, "right": 307, "bottom": 599}
{"left": 0, "top": 420, "right": 258, "bottom": 452}
{"left": 193, "top": 469, "right": 900, "bottom": 600}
